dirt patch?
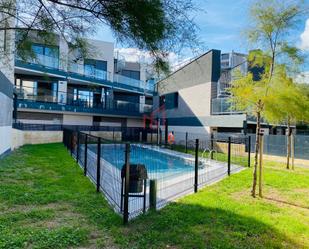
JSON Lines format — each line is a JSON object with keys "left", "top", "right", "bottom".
{"left": 230, "top": 189, "right": 253, "bottom": 201}
{"left": 231, "top": 188, "right": 309, "bottom": 211}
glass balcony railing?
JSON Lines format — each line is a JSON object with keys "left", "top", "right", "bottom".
{"left": 15, "top": 55, "right": 155, "bottom": 93}
{"left": 211, "top": 98, "right": 243, "bottom": 115}
{"left": 113, "top": 74, "right": 155, "bottom": 92}
{"left": 68, "top": 62, "right": 111, "bottom": 81}
{"left": 16, "top": 54, "right": 59, "bottom": 69}
{"left": 15, "top": 86, "right": 152, "bottom": 115}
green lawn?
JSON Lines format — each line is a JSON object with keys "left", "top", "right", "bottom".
{"left": 0, "top": 143, "right": 308, "bottom": 249}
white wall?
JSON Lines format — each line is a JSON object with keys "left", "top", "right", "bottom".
{"left": 99, "top": 121, "right": 122, "bottom": 127}
{"left": 63, "top": 114, "right": 93, "bottom": 125}
{"left": 178, "top": 82, "right": 212, "bottom": 117}
{"left": 59, "top": 37, "right": 69, "bottom": 71}
{"left": 0, "top": 126, "right": 12, "bottom": 156}
{"left": 17, "top": 119, "right": 62, "bottom": 124}
{"left": 127, "top": 118, "right": 143, "bottom": 127}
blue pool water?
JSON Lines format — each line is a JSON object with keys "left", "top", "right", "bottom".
{"left": 90, "top": 144, "right": 195, "bottom": 176}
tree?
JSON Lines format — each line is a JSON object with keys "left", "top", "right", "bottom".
{"left": 229, "top": 51, "right": 273, "bottom": 198}
{"left": 0, "top": 0, "right": 199, "bottom": 71}
{"left": 231, "top": 0, "right": 306, "bottom": 198}
{"left": 264, "top": 66, "right": 309, "bottom": 169}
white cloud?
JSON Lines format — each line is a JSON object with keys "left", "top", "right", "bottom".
{"left": 296, "top": 72, "right": 309, "bottom": 84}
{"left": 300, "top": 19, "right": 309, "bottom": 51}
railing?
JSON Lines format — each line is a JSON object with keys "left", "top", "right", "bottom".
{"left": 211, "top": 98, "right": 243, "bottom": 115}
{"left": 13, "top": 122, "right": 157, "bottom": 133}
{"left": 16, "top": 54, "right": 59, "bottom": 69}
{"left": 68, "top": 62, "right": 111, "bottom": 81}
{"left": 15, "top": 86, "right": 153, "bottom": 115}
{"left": 114, "top": 74, "right": 155, "bottom": 92}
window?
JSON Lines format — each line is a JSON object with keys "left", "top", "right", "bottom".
{"left": 73, "top": 88, "right": 95, "bottom": 107}
{"left": 161, "top": 92, "right": 178, "bottom": 109}
{"left": 31, "top": 44, "right": 59, "bottom": 68}
{"left": 121, "top": 70, "right": 140, "bottom": 80}
{"left": 84, "top": 59, "right": 107, "bottom": 79}
{"left": 221, "top": 54, "right": 230, "bottom": 60}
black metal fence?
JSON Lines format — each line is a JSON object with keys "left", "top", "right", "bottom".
{"left": 63, "top": 128, "right": 250, "bottom": 224}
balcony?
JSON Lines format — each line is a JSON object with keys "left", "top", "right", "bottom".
{"left": 68, "top": 62, "right": 112, "bottom": 81}
{"left": 211, "top": 98, "right": 243, "bottom": 115}
{"left": 113, "top": 74, "right": 154, "bottom": 92}
{"left": 15, "top": 87, "right": 153, "bottom": 117}
{"left": 15, "top": 56, "right": 155, "bottom": 95}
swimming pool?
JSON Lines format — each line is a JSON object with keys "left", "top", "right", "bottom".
{"left": 79, "top": 142, "right": 243, "bottom": 219}
{"left": 89, "top": 144, "right": 199, "bottom": 178}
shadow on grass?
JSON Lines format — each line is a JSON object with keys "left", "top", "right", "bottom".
{"left": 121, "top": 202, "right": 301, "bottom": 249}
{"left": 264, "top": 196, "right": 309, "bottom": 210}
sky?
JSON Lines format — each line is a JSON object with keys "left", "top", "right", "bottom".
{"left": 92, "top": 0, "right": 309, "bottom": 73}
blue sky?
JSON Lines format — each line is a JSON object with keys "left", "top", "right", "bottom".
{"left": 93, "top": 0, "right": 309, "bottom": 69}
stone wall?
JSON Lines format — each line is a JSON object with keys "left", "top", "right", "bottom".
{"left": 12, "top": 129, "right": 63, "bottom": 149}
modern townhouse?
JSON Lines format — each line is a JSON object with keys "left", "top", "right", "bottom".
{"left": 14, "top": 32, "right": 154, "bottom": 128}
{"left": 154, "top": 49, "right": 288, "bottom": 139}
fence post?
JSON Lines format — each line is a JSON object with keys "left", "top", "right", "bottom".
{"left": 151, "top": 130, "right": 153, "bottom": 143}
{"left": 165, "top": 119, "right": 168, "bottom": 145}
{"left": 70, "top": 132, "right": 73, "bottom": 156}
{"left": 84, "top": 134, "right": 88, "bottom": 176}
{"left": 76, "top": 132, "right": 80, "bottom": 163}
{"left": 185, "top": 132, "right": 188, "bottom": 153}
{"left": 194, "top": 139, "right": 199, "bottom": 193}
{"left": 96, "top": 137, "right": 101, "bottom": 193}
{"left": 157, "top": 118, "right": 160, "bottom": 145}
{"left": 228, "top": 137, "right": 231, "bottom": 176}
{"left": 210, "top": 133, "right": 214, "bottom": 159}
{"left": 248, "top": 135, "right": 251, "bottom": 167}
{"left": 149, "top": 179, "right": 157, "bottom": 210}
{"left": 123, "top": 143, "right": 131, "bottom": 225}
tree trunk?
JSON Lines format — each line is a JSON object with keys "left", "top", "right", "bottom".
{"left": 258, "top": 134, "right": 263, "bottom": 198}
{"left": 286, "top": 119, "right": 291, "bottom": 170}
{"left": 251, "top": 109, "right": 261, "bottom": 198}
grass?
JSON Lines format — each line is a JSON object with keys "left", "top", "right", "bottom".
{"left": 0, "top": 143, "right": 308, "bottom": 248}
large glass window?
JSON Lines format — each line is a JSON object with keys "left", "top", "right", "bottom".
{"left": 15, "top": 78, "right": 58, "bottom": 103}
{"left": 31, "top": 44, "right": 59, "bottom": 68}
{"left": 122, "top": 70, "right": 140, "bottom": 80}
{"left": 71, "top": 88, "right": 96, "bottom": 108}
{"left": 84, "top": 59, "right": 107, "bottom": 80}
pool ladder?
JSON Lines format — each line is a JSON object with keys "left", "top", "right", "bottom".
{"left": 201, "top": 148, "right": 217, "bottom": 162}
